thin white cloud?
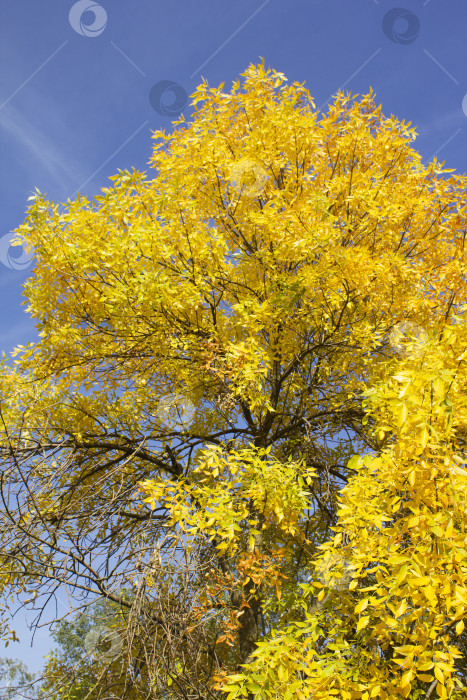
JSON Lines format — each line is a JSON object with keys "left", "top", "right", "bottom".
{"left": 0, "top": 100, "right": 84, "bottom": 195}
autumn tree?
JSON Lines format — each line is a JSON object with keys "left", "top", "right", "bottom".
{"left": 0, "top": 60, "right": 466, "bottom": 699}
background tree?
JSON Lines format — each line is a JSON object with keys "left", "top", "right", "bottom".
{"left": 0, "top": 658, "right": 36, "bottom": 699}
{"left": 0, "top": 60, "right": 466, "bottom": 698}
{"left": 37, "top": 590, "right": 154, "bottom": 699}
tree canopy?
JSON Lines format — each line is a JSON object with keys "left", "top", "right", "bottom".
{"left": 1, "top": 60, "right": 466, "bottom": 699}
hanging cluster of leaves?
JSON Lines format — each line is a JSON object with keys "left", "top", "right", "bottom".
{"left": 223, "top": 315, "right": 467, "bottom": 700}
{"left": 0, "top": 60, "right": 466, "bottom": 699}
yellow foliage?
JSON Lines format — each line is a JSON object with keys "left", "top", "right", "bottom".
{"left": 0, "top": 60, "right": 466, "bottom": 699}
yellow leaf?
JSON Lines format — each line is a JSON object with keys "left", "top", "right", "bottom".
{"left": 398, "top": 403, "right": 408, "bottom": 428}
{"left": 407, "top": 516, "right": 419, "bottom": 528}
{"left": 420, "top": 426, "right": 429, "bottom": 448}
{"left": 408, "top": 576, "right": 431, "bottom": 587}
{"left": 437, "top": 682, "right": 448, "bottom": 699}
{"left": 433, "top": 377, "right": 444, "bottom": 397}
{"left": 417, "top": 674, "right": 434, "bottom": 683}
{"left": 401, "top": 669, "right": 413, "bottom": 687}
{"left": 394, "top": 599, "right": 407, "bottom": 618}
{"left": 355, "top": 598, "right": 369, "bottom": 614}
{"left": 396, "top": 563, "right": 408, "bottom": 586}
{"left": 356, "top": 616, "right": 370, "bottom": 633}
{"left": 418, "top": 662, "right": 434, "bottom": 671}
{"left": 424, "top": 585, "right": 437, "bottom": 605}
{"left": 456, "top": 619, "right": 465, "bottom": 635}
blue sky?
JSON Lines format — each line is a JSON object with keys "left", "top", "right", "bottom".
{"left": 0, "top": 0, "right": 466, "bottom": 679}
